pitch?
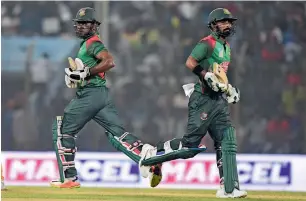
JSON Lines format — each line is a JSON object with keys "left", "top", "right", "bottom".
{"left": 2, "top": 187, "right": 306, "bottom": 201}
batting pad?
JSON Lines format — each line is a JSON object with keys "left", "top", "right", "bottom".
{"left": 222, "top": 126, "right": 239, "bottom": 193}
{"left": 141, "top": 145, "right": 207, "bottom": 166}
{"left": 106, "top": 131, "right": 142, "bottom": 163}
{"left": 52, "top": 116, "right": 77, "bottom": 182}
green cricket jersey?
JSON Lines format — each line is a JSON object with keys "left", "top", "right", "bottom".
{"left": 77, "top": 34, "right": 107, "bottom": 88}
{"left": 190, "top": 33, "right": 231, "bottom": 93}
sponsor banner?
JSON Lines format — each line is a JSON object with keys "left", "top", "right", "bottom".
{"left": 2, "top": 152, "right": 142, "bottom": 188}
{"left": 2, "top": 152, "right": 306, "bottom": 191}
{"left": 158, "top": 155, "right": 300, "bottom": 191}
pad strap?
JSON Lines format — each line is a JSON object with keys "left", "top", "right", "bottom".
{"left": 106, "top": 131, "right": 143, "bottom": 163}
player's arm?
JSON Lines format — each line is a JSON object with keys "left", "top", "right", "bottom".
{"left": 186, "top": 42, "right": 211, "bottom": 78}
{"left": 186, "top": 41, "right": 225, "bottom": 92}
{"left": 65, "top": 41, "right": 115, "bottom": 81}
{"left": 87, "top": 42, "right": 115, "bottom": 76}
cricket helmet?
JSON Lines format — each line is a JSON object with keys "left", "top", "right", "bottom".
{"left": 207, "top": 8, "right": 237, "bottom": 38}
{"left": 73, "top": 7, "right": 101, "bottom": 39}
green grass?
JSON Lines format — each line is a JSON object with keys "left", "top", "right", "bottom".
{"left": 2, "top": 187, "right": 306, "bottom": 201}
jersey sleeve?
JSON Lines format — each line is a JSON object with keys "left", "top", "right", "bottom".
{"left": 87, "top": 41, "right": 108, "bottom": 57}
{"left": 190, "top": 41, "right": 213, "bottom": 62}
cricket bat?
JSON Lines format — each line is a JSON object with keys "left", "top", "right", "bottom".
{"left": 212, "top": 62, "right": 230, "bottom": 93}
{"left": 212, "top": 62, "right": 228, "bottom": 85}
{"left": 68, "top": 57, "right": 77, "bottom": 71}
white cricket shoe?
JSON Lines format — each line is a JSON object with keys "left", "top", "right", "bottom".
{"left": 139, "top": 144, "right": 163, "bottom": 187}
{"left": 139, "top": 144, "right": 157, "bottom": 178}
{"left": 216, "top": 185, "right": 247, "bottom": 198}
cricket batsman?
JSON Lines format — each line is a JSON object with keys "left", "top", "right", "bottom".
{"left": 139, "top": 8, "right": 247, "bottom": 198}
{"left": 50, "top": 7, "right": 162, "bottom": 188}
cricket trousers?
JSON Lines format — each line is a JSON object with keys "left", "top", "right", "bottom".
{"left": 183, "top": 91, "right": 232, "bottom": 147}
{"left": 151, "top": 90, "right": 240, "bottom": 193}
{"left": 156, "top": 90, "right": 235, "bottom": 184}
{"left": 53, "top": 86, "right": 143, "bottom": 179}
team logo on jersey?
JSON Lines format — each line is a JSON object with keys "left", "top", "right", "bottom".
{"left": 200, "top": 112, "right": 208, "bottom": 121}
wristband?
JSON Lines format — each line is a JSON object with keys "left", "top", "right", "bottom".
{"left": 192, "top": 65, "right": 204, "bottom": 77}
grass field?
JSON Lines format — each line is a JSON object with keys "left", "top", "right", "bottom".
{"left": 2, "top": 187, "right": 306, "bottom": 201}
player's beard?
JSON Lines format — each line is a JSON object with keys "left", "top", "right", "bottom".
{"left": 216, "top": 26, "right": 235, "bottom": 38}
{"left": 75, "top": 28, "right": 91, "bottom": 39}
{"left": 75, "top": 24, "right": 95, "bottom": 39}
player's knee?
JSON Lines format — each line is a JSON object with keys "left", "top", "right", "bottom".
{"left": 181, "top": 136, "right": 201, "bottom": 149}
{"left": 52, "top": 116, "right": 76, "bottom": 148}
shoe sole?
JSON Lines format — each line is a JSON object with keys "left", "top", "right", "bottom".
{"left": 216, "top": 194, "right": 248, "bottom": 198}
{"left": 50, "top": 182, "right": 81, "bottom": 189}
{"left": 150, "top": 164, "right": 162, "bottom": 188}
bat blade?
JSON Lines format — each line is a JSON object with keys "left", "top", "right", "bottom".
{"left": 212, "top": 62, "right": 228, "bottom": 84}
{"left": 68, "top": 57, "right": 77, "bottom": 71}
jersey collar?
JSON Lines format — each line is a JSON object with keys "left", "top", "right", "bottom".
{"left": 80, "top": 34, "right": 99, "bottom": 46}
{"left": 211, "top": 33, "right": 227, "bottom": 45}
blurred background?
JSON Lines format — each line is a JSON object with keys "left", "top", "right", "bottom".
{"left": 2, "top": 1, "right": 306, "bottom": 155}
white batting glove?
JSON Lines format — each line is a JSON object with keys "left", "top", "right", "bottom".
{"left": 226, "top": 84, "right": 240, "bottom": 104}
{"left": 65, "top": 75, "right": 77, "bottom": 88}
{"left": 65, "top": 67, "right": 90, "bottom": 82}
{"left": 204, "top": 72, "right": 228, "bottom": 92}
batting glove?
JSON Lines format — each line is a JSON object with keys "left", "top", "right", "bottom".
{"left": 204, "top": 72, "right": 228, "bottom": 92}
{"left": 65, "top": 75, "right": 77, "bottom": 88}
{"left": 226, "top": 84, "right": 240, "bottom": 104}
{"left": 65, "top": 67, "right": 90, "bottom": 82}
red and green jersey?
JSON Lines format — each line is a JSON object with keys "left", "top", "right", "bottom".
{"left": 190, "top": 33, "right": 231, "bottom": 93}
{"left": 77, "top": 34, "right": 107, "bottom": 88}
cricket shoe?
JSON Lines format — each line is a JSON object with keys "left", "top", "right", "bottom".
{"left": 50, "top": 176, "right": 80, "bottom": 188}
{"left": 139, "top": 144, "right": 157, "bottom": 178}
{"left": 216, "top": 185, "right": 247, "bottom": 198}
{"left": 149, "top": 163, "right": 163, "bottom": 188}
{"left": 139, "top": 144, "right": 163, "bottom": 187}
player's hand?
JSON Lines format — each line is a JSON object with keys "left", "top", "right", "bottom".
{"left": 226, "top": 84, "right": 240, "bottom": 104}
{"left": 65, "top": 67, "right": 90, "bottom": 82}
{"left": 65, "top": 75, "right": 77, "bottom": 88}
{"left": 203, "top": 72, "right": 227, "bottom": 92}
